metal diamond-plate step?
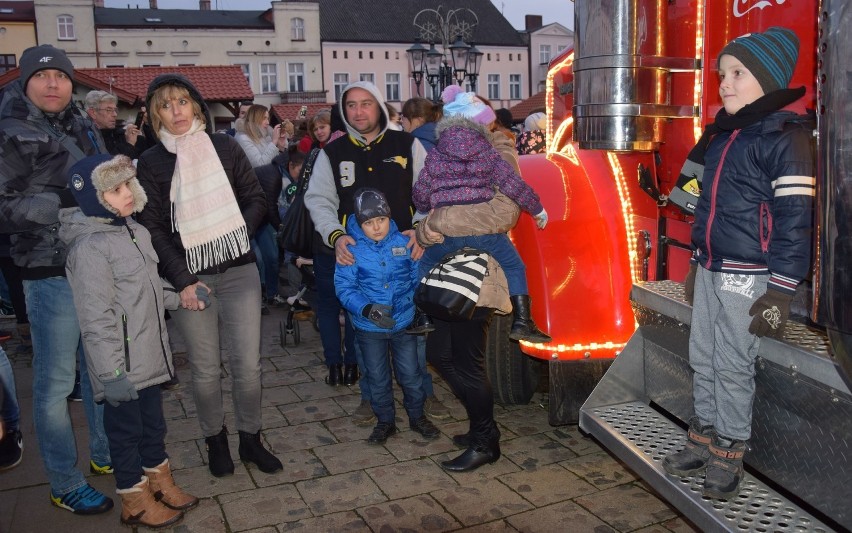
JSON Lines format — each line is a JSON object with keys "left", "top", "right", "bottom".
{"left": 580, "top": 402, "right": 834, "bottom": 533}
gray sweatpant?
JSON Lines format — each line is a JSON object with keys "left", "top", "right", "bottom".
{"left": 689, "top": 266, "right": 766, "bottom": 441}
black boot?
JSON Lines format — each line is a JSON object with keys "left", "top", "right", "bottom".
{"left": 441, "top": 427, "right": 501, "bottom": 472}
{"left": 205, "top": 426, "right": 234, "bottom": 477}
{"left": 662, "top": 417, "right": 713, "bottom": 477}
{"left": 342, "top": 364, "right": 360, "bottom": 386}
{"left": 508, "top": 295, "right": 552, "bottom": 343}
{"left": 451, "top": 433, "right": 471, "bottom": 448}
{"left": 406, "top": 311, "right": 435, "bottom": 335}
{"left": 238, "top": 430, "right": 283, "bottom": 474}
{"left": 703, "top": 434, "right": 747, "bottom": 500}
{"left": 325, "top": 364, "right": 343, "bottom": 386}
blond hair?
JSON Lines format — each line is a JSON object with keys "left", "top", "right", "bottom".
{"left": 148, "top": 85, "right": 205, "bottom": 137}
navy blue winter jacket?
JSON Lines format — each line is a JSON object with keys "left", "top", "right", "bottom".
{"left": 334, "top": 216, "right": 419, "bottom": 333}
{"left": 690, "top": 110, "right": 815, "bottom": 295}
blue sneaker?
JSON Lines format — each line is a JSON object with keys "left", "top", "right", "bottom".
{"left": 50, "top": 484, "right": 114, "bottom": 514}
{"left": 89, "top": 459, "right": 114, "bottom": 475}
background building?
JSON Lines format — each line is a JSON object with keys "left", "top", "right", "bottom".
{"left": 0, "top": 1, "right": 37, "bottom": 73}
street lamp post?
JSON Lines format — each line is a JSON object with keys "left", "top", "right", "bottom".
{"left": 407, "top": 7, "right": 481, "bottom": 102}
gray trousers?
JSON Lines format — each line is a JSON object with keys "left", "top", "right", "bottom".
{"left": 689, "top": 266, "right": 766, "bottom": 441}
{"left": 171, "top": 263, "right": 263, "bottom": 437}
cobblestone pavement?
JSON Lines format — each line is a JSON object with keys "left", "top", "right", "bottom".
{"left": 0, "top": 310, "right": 695, "bottom": 533}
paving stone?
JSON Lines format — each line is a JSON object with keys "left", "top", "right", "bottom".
{"left": 574, "top": 483, "right": 678, "bottom": 531}
{"left": 253, "top": 449, "right": 328, "bottom": 486}
{"left": 173, "top": 463, "right": 256, "bottom": 499}
{"left": 384, "top": 430, "right": 458, "bottom": 462}
{"left": 269, "top": 353, "right": 325, "bottom": 371}
{"left": 500, "top": 433, "right": 577, "bottom": 470}
{"left": 431, "top": 477, "right": 534, "bottom": 526}
{"left": 262, "top": 368, "right": 313, "bottom": 388}
{"left": 452, "top": 520, "right": 519, "bottom": 532}
{"left": 290, "top": 380, "right": 353, "bottom": 401}
{"left": 545, "top": 425, "right": 602, "bottom": 456}
{"left": 365, "top": 458, "right": 458, "bottom": 499}
{"left": 161, "top": 497, "right": 227, "bottom": 533}
{"left": 219, "top": 484, "right": 310, "bottom": 531}
{"left": 279, "top": 510, "right": 368, "bottom": 531}
{"left": 165, "top": 416, "right": 204, "bottom": 444}
{"left": 560, "top": 450, "right": 639, "bottom": 488}
{"left": 297, "top": 471, "right": 387, "bottom": 516}
{"left": 264, "top": 422, "right": 337, "bottom": 452}
{"left": 359, "top": 494, "right": 462, "bottom": 532}
{"left": 225, "top": 406, "right": 288, "bottom": 431}
{"left": 323, "top": 414, "right": 375, "bottom": 442}
{"left": 495, "top": 405, "right": 556, "bottom": 436}
{"left": 436, "top": 450, "right": 521, "bottom": 482}
{"left": 279, "top": 397, "right": 348, "bottom": 425}
{"left": 498, "top": 462, "right": 597, "bottom": 506}
{"left": 506, "top": 499, "right": 616, "bottom": 532}
{"left": 166, "top": 438, "right": 205, "bottom": 470}
{"left": 313, "top": 440, "right": 398, "bottom": 474}
{"left": 162, "top": 395, "right": 188, "bottom": 419}
{"left": 261, "top": 385, "right": 301, "bottom": 406}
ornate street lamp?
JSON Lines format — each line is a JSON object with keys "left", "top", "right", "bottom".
{"left": 407, "top": 6, "right": 479, "bottom": 102}
{"left": 466, "top": 42, "right": 483, "bottom": 93}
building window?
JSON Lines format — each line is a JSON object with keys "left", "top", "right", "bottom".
{"left": 291, "top": 17, "right": 304, "bottom": 40}
{"left": 385, "top": 51, "right": 389, "bottom": 59}
{"left": 509, "top": 74, "right": 521, "bottom": 100}
{"left": 539, "top": 44, "right": 552, "bottom": 65}
{"left": 359, "top": 73, "right": 375, "bottom": 84}
{"left": 496, "top": 53, "right": 500, "bottom": 62}
{"left": 385, "top": 73, "right": 400, "bottom": 102}
{"left": 288, "top": 63, "right": 304, "bottom": 92}
{"left": 333, "top": 50, "right": 337, "bottom": 59}
{"left": 57, "top": 15, "right": 75, "bottom": 40}
{"left": 558, "top": 44, "right": 568, "bottom": 53}
{"left": 358, "top": 51, "right": 363, "bottom": 59}
{"left": 333, "top": 73, "right": 350, "bottom": 101}
{"left": 0, "top": 54, "right": 16, "bottom": 75}
{"left": 260, "top": 63, "right": 278, "bottom": 93}
{"left": 487, "top": 74, "right": 500, "bottom": 100}
{"left": 369, "top": 51, "right": 373, "bottom": 59}
{"left": 236, "top": 63, "right": 250, "bottom": 85}
{"left": 344, "top": 51, "right": 348, "bottom": 59}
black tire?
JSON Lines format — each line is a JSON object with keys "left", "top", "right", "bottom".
{"left": 486, "top": 312, "right": 541, "bottom": 405}
{"left": 293, "top": 320, "right": 301, "bottom": 345}
{"left": 279, "top": 321, "right": 287, "bottom": 348}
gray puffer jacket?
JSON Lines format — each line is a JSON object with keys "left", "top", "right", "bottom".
{"left": 59, "top": 208, "right": 179, "bottom": 399}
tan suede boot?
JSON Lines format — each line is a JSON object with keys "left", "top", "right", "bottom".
{"left": 143, "top": 459, "right": 199, "bottom": 511}
{"left": 117, "top": 476, "right": 184, "bottom": 529}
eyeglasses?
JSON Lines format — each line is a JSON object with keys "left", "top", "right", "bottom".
{"left": 97, "top": 107, "right": 118, "bottom": 114}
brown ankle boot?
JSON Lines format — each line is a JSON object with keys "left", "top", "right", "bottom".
{"left": 143, "top": 459, "right": 199, "bottom": 511}
{"left": 117, "top": 476, "right": 184, "bottom": 528}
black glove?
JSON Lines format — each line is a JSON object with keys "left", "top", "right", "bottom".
{"left": 195, "top": 285, "right": 210, "bottom": 307}
{"left": 748, "top": 288, "right": 793, "bottom": 338}
{"left": 100, "top": 370, "right": 138, "bottom": 407}
{"left": 684, "top": 263, "right": 697, "bottom": 305}
{"left": 362, "top": 303, "right": 396, "bottom": 329}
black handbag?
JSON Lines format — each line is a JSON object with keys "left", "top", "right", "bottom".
{"left": 414, "top": 248, "right": 489, "bottom": 321}
{"left": 279, "top": 148, "right": 321, "bottom": 258}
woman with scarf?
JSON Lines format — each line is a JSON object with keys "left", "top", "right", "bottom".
{"left": 663, "top": 27, "right": 815, "bottom": 500}
{"left": 136, "top": 74, "right": 283, "bottom": 478}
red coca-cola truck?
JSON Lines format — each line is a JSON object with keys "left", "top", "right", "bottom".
{"left": 490, "top": 1, "right": 851, "bottom": 530}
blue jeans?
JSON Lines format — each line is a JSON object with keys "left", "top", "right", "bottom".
{"left": 419, "top": 234, "right": 528, "bottom": 295}
{"left": 252, "top": 223, "right": 280, "bottom": 299}
{"left": 0, "top": 346, "right": 19, "bottom": 431}
{"left": 356, "top": 329, "right": 424, "bottom": 423}
{"left": 103, "top": 385, "right": 167, "bottom": 489}
{"left": 25, "top": 277, "right": 111, "bottom": 495}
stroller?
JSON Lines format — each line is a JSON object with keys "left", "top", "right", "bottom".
{"left": 279, "top": 255, "right": 317, "bottom": 347}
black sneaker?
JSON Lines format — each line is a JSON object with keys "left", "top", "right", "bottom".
{"left": 0, "top": 429, "right": 23, "bottom": 471}
{"left": 409, "top": 416, "right": 440, "bottom": 440}
{"left": 367, "top": 422, "right": 398, "bottom": 445}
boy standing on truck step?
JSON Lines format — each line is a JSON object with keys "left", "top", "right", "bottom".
{"left": 663, "top": 27, "right": 815, "bottom": 500}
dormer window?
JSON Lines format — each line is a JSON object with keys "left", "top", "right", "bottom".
{"left": 291, "top": 17, "right": 304, "bottom": 41}
{"left": 145, "top": 17, "right": 162, "bottom": 23}
{"left": 57, "top": 15, "right": 75, "bottom": 40}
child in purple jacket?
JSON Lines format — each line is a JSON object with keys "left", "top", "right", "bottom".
{"left": 412, "top": 86, "right": 550, "bottom": 343}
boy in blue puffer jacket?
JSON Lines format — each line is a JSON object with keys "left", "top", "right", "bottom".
{"left": 335, "top": 188, "right": 441, "bottom": 446}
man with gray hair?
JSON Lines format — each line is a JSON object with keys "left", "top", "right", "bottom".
{"left": 84, "top": 90, "right": 145, "bottom": 158}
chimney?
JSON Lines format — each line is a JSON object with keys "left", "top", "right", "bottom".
{"left": 149, "top": 0, "right": 157, "bottom": 8}
{"left": 525, "top": 15, "right": 543, "bottom": 30}
{"left": 199, "top": 0, "right": 210, "bottom": 10}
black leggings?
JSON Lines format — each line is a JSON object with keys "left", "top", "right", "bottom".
{"left": 426, "top": 307, "right": 498, "bottom": 446}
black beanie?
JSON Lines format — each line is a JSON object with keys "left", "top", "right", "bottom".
{"left": 354, "top": 188, "right": 391, "bottom": 225}
{"left": 19, "top": 45, "right": 74, "bottom": 87}
{"left": 68, "top": 154, "right": 147, "bottom": 221}
{"left": 718, "top": 27, "right": 799, "bottom": 94}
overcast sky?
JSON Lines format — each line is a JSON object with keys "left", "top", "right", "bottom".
{"left": 103, "top": 0, "right": 574, "bottom": 30}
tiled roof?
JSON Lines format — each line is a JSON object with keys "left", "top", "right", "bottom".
{"left": 0, "top": 1, "right": 35, "bottom": 22}
{"left": 76, "top": 65, "right": 254, "bottom": 103}
{"left": 509, "top": 90, "right": 547, "bottom": 121}
{"left": 93, "top": 6, "right": 272, "bottom": 29}
{"left": 270, "top": 103, "right": 332, "bottom": 123}
{"left": 0, "top": 65, "right": 253, "bottom": 106}
{"left": 318, "top": 0, "right": 524, "bottom": 47}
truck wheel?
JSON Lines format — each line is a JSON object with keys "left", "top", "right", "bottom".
{"left": 486, "top": 312, "right": 541, "bottom": 405}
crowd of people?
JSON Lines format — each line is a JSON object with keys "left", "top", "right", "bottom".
{"left": 1, "top": 25, "right": 812, "bottom": 527}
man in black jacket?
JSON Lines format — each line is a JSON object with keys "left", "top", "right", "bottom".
{"left": 84, "top": 90, "right": 147, "bottom": 158}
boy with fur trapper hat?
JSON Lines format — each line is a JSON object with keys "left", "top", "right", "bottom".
{"left": 59, "top": 154, "right": 199, "bottom": 529}
{"left": 662, "top": 27, "right": 815, "bottom": 501}
{"left": 412, "top": 85, "right": 551, "bottom": 343}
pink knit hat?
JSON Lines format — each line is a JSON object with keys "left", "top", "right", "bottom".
{"left": 441, "top": 85, "right": 496, "bottom": 125}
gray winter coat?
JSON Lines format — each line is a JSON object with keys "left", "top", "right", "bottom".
{"left": 60, "top": 208, "right": 179, "bottom": 399}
